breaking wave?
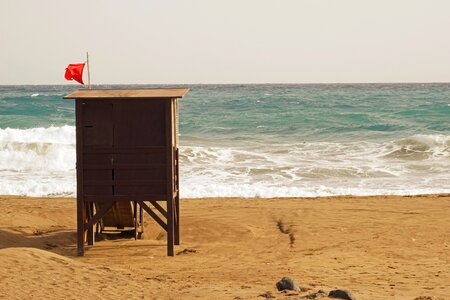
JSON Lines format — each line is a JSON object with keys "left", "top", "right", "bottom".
{"left": 1, "top": 126, "right": 449, "bottom": 197}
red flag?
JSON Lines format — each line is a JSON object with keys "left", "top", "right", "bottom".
{"left": 65, "top": 63, "right": 85, "bottom": 85}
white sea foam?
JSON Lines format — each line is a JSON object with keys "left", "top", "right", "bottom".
{"left": 0, "top": 126, "right": 76, "bottom": 196}
{"left": 178, "top": 135, "right": 450, "bottom": 198}
{"left": 1, "top": 126, "right": 449, "bottom": 197}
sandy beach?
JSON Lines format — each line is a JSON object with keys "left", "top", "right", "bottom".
{"left": 2, "top": 0, "right": 450, "bottom": 298}
{"left": 0, "top": 195, "right": 448, "bottom": 299}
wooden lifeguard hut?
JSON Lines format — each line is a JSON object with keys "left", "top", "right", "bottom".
{"left": 64, "top": 88, "right": 189, "bottom": 256}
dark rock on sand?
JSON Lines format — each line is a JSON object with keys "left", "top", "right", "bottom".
{"left": 301, "top": 289, "right": 327, "bottom": 299}
{"left": 276, "top": 277, "right": 300, "bottom": 291}
{"left": 176, "top": 248, "right": 197, "bottom": 255}
{"left": 328, "top": 289, "right": 356, "bottom": 300}
{"left": 258, "top": 291, "right": 275, "bottom": 298}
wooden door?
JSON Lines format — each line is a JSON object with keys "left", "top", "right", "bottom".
{"left": 112, "top": 100, "right": 167, "bottom": 198}
{"left": 82, "top": 102, "right": 114, "bottom": 198}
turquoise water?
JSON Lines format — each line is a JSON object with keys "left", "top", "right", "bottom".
{"left": 1, "top": 83, "right": 449, "bottom": 197}
{"left": 180, "top": 83, "right": 450, "bottom": 144}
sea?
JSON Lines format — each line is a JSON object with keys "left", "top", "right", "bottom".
{"left": 0, "top": 83, "right": 449, "bottom": 198}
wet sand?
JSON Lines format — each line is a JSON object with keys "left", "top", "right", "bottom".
{"left": 0, "top": 195, "right": 449, "bottom": 299}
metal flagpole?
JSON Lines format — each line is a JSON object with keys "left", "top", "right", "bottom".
{"left": 86, "top": 52, "right": 91, "bottom": 89}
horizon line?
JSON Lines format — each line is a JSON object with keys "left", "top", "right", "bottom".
{"left": 1, "top": 81, "right": 450, "bottom": 86}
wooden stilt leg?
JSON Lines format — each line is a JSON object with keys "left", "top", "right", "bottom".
{"left": 167, "top": 197, "right": 174, "bottom": 256}
{"left": 175, "top": 194, "right": 180, "bottom": 245}
{"left": 87, "top": 202, "right": 94, "bottom": 245}
{"left": 134, "top": 201, "right": 138, "bottom": 240}
{"left": 140, "top": 204, "right": 144, "bottom": 234}
{"left": 166, "top": 101, "right": 175, "bottom": 256}
{"left": 77, "top": 198, "right": 85, "bottom": 256}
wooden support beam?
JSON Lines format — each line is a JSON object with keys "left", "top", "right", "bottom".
{"left": 175, "top": 148, "right": 180, "bottom": 245}
{"left": 85, "top": 202, "right": 115, "bottom": 230}
{"left": 87, "top": 202, "right": 95, "bottom": 245}
{"left": 140, "top": 204, "right": 144, "bottom": 233}
{"left": 134, "top": 201, "right": 138, "bottom": 240}
{"left": 138, "top": 201, "right": 168, "bottom": 232}
{"left": 167, "top": 198, "right": 174, "bottom": 256}
{"left": 76, "top": 100, "right": 85, "bottom": 256}
{"left": 175, "top": 194, "right": 180, "bottom": 245}
{"left": 77, "top": 198, "right": 85, "bottom": 256}
{"left": 149, "top": 200, "right": 167, "bottom": 218}
{"left": 165, "top": 101, "right": 175, "bottom": 256}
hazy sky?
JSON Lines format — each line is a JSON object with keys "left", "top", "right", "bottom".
{"left": 1, "top": 0, "right": 450, "bottom": 84}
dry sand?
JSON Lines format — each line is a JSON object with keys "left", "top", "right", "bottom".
{"left": 0, "top": 195, "right": 449, "bottom": 299}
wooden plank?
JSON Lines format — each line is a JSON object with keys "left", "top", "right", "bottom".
{"left": 84, "top": 194, "right": 168, "bottom": 202}
{"left": 175, "top": 147, "right": 180, "bottom": 245}
{"left": 83, "top": 153, "right": 113, "bottom": 168}
{"left": 85, "top": 202, "right": 115, "bottom": 230}
{"left": 115, "top": 169, "right": 166, "bottom": 181}
{"left": 82, "top": 102, "right": 113, "bottom": 147}
{"left": 148, "top": 200, "right": 167, "bottom": 218}
{"left": 83, "top": 146, "right": 166, "bottom": 154}
{"left": 76, "top": 100, "right": 85, "bottom": 256}
{"left": 114, "top": 153, "right": 166, "bottom": 165}
{"left": 83, "top": 184, "right": 112, "bottom": 196}
{"left": 138, "top": 201, "right": 168, "bottom": 232}
{"left": 115, "top": 184, "right": 166, "bottom": 196}
{"left": 166, "top": 100, "right": 175, "bottom": 256}
{"left": 64, "top": 88, "right": 189, "bottom": 99}
{"left": 87, "top": 202, "right": 95, "bottom": 245}
{"left": 83, "top": 164, "right": 166, "bottom": 170}
{"left": 84, "top": 179, "right": 166, "bottom": 186}
{"left": 134, "top": 201, "right": 138, "bottom": 240}
{"left": 114, "top": 100, "right": 166, "bottom": 147}
{"left": 139, "top": 205, "right": 144, "bottom": 233}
